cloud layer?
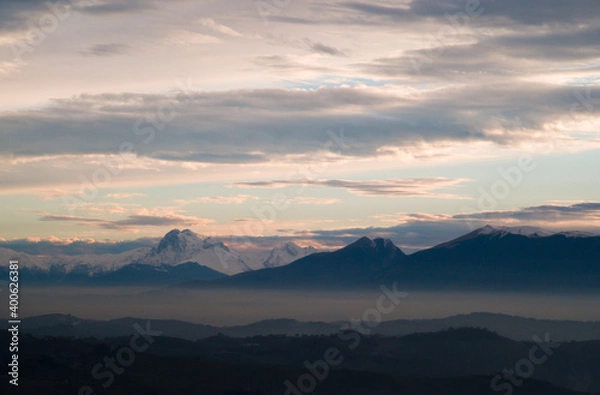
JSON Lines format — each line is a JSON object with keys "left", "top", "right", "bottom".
{"left": 0, "top": 0, "right": 598, "bottom": 242}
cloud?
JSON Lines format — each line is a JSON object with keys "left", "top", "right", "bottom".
{"left": 0, "top": 0, "right": 63, "bottom": 33}
{"left": 0, "top": 60, "right": 21, "bottom": 76}
{"left": 175, "top": 195, "right": 257, "bottom": 205}
{"left": 255, "top": 1, "right": 600, "bottom": 89}
{"left": 77, "top": 0, "right": 154, "bottom": 15}
{"left": 455, "top": 202, "right": 600, "bottom": 223}
{"left": 290, "top": 197, "right": 341, "bottom": 205}
{"left": 20, "top": 202, "right": 600, "bottom": 255}
{"left": 271, "top": 202, "right": 600, "bottom": 252}
{"left": 308, "top": 0, "right": 600, "bottom": 26}
{"left": 1, "top": 81, "right": 596, "bottom": 169}
{"left": 236, "top": 178, "right": 469, "bottom": 198}
{"left": 40, "top": 214, "right": 104, "bottom": 223}
{"left": 0, "top": 0, "right": 158, "bottom": 34}
{"left": 39, "top": 213, "right": 214, "bottom": 230}
{"left": 305, "top": 39, "right": 346, "bottom": 56}
{"left": 163, "top": 30, "right": 222, "bottom": 45}
{"left": 251, "top": 55, "right": 337, "bottom": 73}
{"left": 67, "top": 202, "right": 133, "bottom": 215}
{"left": 358, "top": 25, "right": 600, "bottom": 80}
{"left": 80, "top": 43, "right": 130, "bottom": 57}
{"left": 106, "top": 193, "right": 146, "bottom": 199}
{"left": 0, "top": 0, "right": 598, "bottom": 247}
{"left": 0, "top": 236, "right": 158, "bottom": 256}
{"left": 199, "top": 18, "right": 242, "bottom": 37}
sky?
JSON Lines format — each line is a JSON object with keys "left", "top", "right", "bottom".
{"left": 0, "top": 0, "right": 599, "bottom": 252}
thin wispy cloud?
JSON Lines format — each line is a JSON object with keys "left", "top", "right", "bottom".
{"left": 199, "top": 18, "right": 243, "bottom": 37}
{"left": 174, "top": 195, "right": 257, "bottom": 205}
{"left": 80, "top": 43, "right": 130, "bottom": 57}
{"left": 106, "top": 193, "right": 147, "bottom": 199}
{"left": 290, "top": 197, "right": 341, "bottom": 205}
{"left": 39, "top": 213, "right": 214, "bottom": 231}
{"left": 163, "top": 30, "right": 222, "bottom": 45}
{"left": 455, "top": 203, "right": 600, "bottom": 223}
{"left": 305, "top": 39, "right": 346, "bottom": 56}
{"left": 236, "top": 178, "right": 469, "bottom": 198}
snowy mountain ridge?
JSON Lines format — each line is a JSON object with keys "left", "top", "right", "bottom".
{"left": 0, "top": 229, "right": 318, "bottom": 276}
{"left": 475, "top": 225, "right": 597, "bottom": 238}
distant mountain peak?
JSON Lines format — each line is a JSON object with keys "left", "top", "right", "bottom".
{"left": 435, "top": 224, "right": 598, "bottom": 250}
{"left": 344, "top": 236, "right": 397, "bottom": 250}
{"left": 146, "top": 229, "right": 250, "bottom": 275}
{"left": 474, "top": 225, "right": 598, "bottom": 239}
{"left": 262, "top": 242, "right": 317, "bottom": 268}
{"left": 374, "top": 237, "right": 396, "bottom": 248}
{"left": 155, "top": 228, "right": 203, "bottom": 253}
{"left": 345, "top": 236, "right": 376, "bottom": 250}
{"left": 281, "top": 242, "right": 302, "bottom": 256}
{"left": 156, "top": 229, "right": 183, "bottom": 253}
{"left": 476, "top": 225, "right": 552, "bottom": 238}
{"left": 342, "top": 237, "right": 405, "bottom": 258}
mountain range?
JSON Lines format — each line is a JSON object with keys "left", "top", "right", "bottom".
{"left": 3, "top": 327, "right": 595, "bottom": 395}
{"left": 7, "top": 312, "right": 599, "bottom": 342}
{"left": 0, "top": 229, "right": 318, "bottom": 284}
{"left": 187, "top": 225, "right": 600, "bottom": 291}
{"left": 2, "top": 225, "right": 599, "bottom": 290}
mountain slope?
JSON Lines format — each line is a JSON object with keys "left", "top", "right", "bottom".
{"left": 0, "top": 229, "right": 320, "bottom": 283}
{"left": 3, "top": 326, "right": 597, "bottom": 394}
{"left": 3, "top": 329, "right": 590, "bottom": 395}
{"left": 383, "top": 225, "right": 600, "bottom": 290}
{"left": 134, "top": 229, "right": 251, "bottom": 275}
{"left": 131, "top": 230, "right": 319, "bottom": 273}
{"left": 0, "top": 261, "right": 225, "bottom": 286}
{"left": 11, "top": 312, "right": 600, "bottom": 342}
{"left": 262, "top": 242, "right": 318, "bottom": 268}
{"left": 183, "top": 226, "right": 600, "bottom": 290}
{"left": 187, "top": 237, "right": 406, "bottom": 288}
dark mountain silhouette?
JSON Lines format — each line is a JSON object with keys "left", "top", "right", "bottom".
{"left": 1, "top": 328, "right": 596, "bottom": 394}
{"left": 13, "top": 312, "right": 599, "bottom": 343}
{"left": 385, "top": 225, "right": 600, "bottom": 290}
{"left": 5, "top": 225, "right": 599, "bottom": 290}
{"left": 186, "top": 226, "right": 600, "bottom": 291}
{"left": 188, "top": 236, "right": 406, "bottom": 288}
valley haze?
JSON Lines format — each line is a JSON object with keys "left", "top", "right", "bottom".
{"left": 2, "top": 226, "right": 599, "bottom": 326}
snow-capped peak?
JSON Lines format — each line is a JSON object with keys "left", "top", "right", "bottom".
{"left": 262, "top": 242, "right": 317, "bottom": 268}
{"left": 144, "top": 229, "right": 250, "bottom": 275}
{"left": 154, "top": 229, "right": 228, "bottom": 253}
{"left": 476, "top": 225, "right": 596, "bottom": 238}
